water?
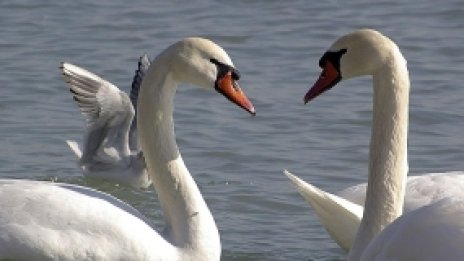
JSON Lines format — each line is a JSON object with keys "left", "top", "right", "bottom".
{"left": 0, "top": 0, "right": 463, "bottom": 260}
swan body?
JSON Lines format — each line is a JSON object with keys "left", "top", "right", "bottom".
{"left": 286, "top": 29, "right": 464, "bottom": 260}
{"left": 339, "top": 171, "right": 464, "bottom": 212}
{"left": 0, "top": 38, "right": 255, "bottom": 260}
{"left": 362, "top": 197, "right": 464, "bottom": 261}
{"left": 285, "top": 170, "right": 464, "bottom": 252}
{"left": 62, "top": 55, "right": 152, "bottom": 189}
{"left": 0, "top": 180, "right": 175, "bottom": 260}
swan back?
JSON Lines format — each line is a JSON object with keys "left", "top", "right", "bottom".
{"left": 361, "top": 197, "right": 464, "bottom": 261}
{"left": 0, "top": 180, "right": 175, "bottom": 260}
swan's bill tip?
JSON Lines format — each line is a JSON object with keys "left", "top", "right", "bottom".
{"left": 304, "top": 61, "right": 342, "bottom": 103}
{"left": 248, "top": 106, "right": 256, "bottom": 116}
{"left": 303, "top": 95, "right": 311, "bottom": 105}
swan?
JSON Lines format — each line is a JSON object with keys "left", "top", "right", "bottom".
{"left": 62, "top": 54, "right": 152, "bottom": 189}
{"left": 0, "top": 38, "right": 255, "bottom": 260}
{"left": 285, "top": 29, "right": 464, "bottom": 260}
{"left": 284, "top": 171, "right": 464, "bottom": 252}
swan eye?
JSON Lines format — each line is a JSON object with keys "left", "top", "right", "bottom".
{"left": 320, "top": 70, "right": 327, "bottom": 79}
{"left": 209, "top": 58, "right": 237, "bottom": 80}
{"left": 318, "top": 48, "right": 347, "bottom": 70}
{"left": 231, "top": 69, "right": 240, "bottom": 81}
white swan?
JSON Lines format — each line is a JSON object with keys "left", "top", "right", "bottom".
{"left": 62, "top": 54, "right": 152, "bottom": 189}
{"left": 0, "top": 38, "right": 255, "bottom": 260}
{"left": 285, "top": 29, "right": 464, "bottom": 260}
{"left": 284, "top": 171, "right": 464, "bottom": 252}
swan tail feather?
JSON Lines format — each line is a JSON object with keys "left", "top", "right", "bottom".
{"left": 284, "top": 169, "right": 363, "bottom": 252}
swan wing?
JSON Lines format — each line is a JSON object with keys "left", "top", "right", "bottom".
{"left": 329, "top": 172, "right": 464, "bottom": 251}
{"left": 337, "top": 172, "right": 464, "bottom": 212}
{"left": 361, "top": 197, "right": 464, "bottom": 261}
{"left": 284, "top": 170, "right": 363, "bottom": 251}
{"left": 61, "top": 62, "right": 134, "bottom": 165}
{"left": 402, "top": 171, "right": 464, "bottom": 212}
{"left": 129, "top": 54, "right": 151, "bottom": 152}
{"left": 0, "top": 179, "right": 175, "bottom": 260}
{"left": 337, "top": 182, "right": 368, "bottom": 207}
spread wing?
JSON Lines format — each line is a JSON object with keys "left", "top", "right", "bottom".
{"left": 128, "top": 54, "right": 151, "bottom": 152}
{"left": 61, "top": 62, "right": 134, "bottom": 164}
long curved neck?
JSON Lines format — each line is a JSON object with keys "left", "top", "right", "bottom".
{"left": 348, "top": 49, "right": 410, "bottom": 260}
{"left": 137, "top": 54, "right": 220, "bottom": 259}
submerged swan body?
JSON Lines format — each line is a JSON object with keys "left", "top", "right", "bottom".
{"left": 286, "top": 29, "right": 464, "bottom": 260}
{"left": 0, "top": 38, "right": 254, "bottom": 260}
{"left": 62, "top": 54, "right": 151, "bottom": 188}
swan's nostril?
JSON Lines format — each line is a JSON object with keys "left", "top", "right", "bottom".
{"left": 320, "top": 70, "right": 327, "bottom": 79}
{"left": 232, "top": 81, "right": 239, "bottom": 91}
{"left": 232, "top": 70, "right": 240, "bottom": 81}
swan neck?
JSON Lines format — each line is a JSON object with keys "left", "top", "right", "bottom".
{"left": 137, "top": 54, "right": 220, "bottom": 259}
{"left": 349, "top": 49, "right": 410, "bottom": 260}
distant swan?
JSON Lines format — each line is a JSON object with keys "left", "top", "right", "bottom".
{"left": 0, "top": 38, "right": 255, "bottom": 260}
{"left": 62, "top": 54, "right": 151, "bottom": 188}
{"left": 285, "top": 29, "right": 464, "bottom": 260}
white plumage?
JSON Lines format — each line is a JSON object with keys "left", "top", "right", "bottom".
{"left": 285, "top": 29, "right": 464, "bottom": 260}
{"left": 61, "top": 55, "right": 151, "bottom": 189}
{"left": 0, "top": 37, "right": 254, "bottom": 260}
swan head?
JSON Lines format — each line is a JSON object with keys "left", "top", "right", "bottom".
{"left": 168, "top": 37, "right": 255, "bottom": 115}
{"left": 304, "top": 29, "right": 399, "bottom": 103}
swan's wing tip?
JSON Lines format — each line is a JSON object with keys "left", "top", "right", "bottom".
{"left": 283, "top": 169, "right": 324, "bottom": 197}
{"left": 283, "top": 169, "right": 314, "bottom": 194}
{"left": 283, "top": 169, "right": 303, "bottom": 185}
{"left": 283, "top": 169, "right": 293, "bottom": 176}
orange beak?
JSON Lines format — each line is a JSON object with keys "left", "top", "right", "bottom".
{"left": 216, "top": 71, "right": 256, "bottom": 115}
{"left": 304, "top": 61, "right": 341, "bottom": 104}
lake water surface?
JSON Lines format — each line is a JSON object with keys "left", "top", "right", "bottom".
{"left": 0, "top": 1, "right": 463, "bottom": 260}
